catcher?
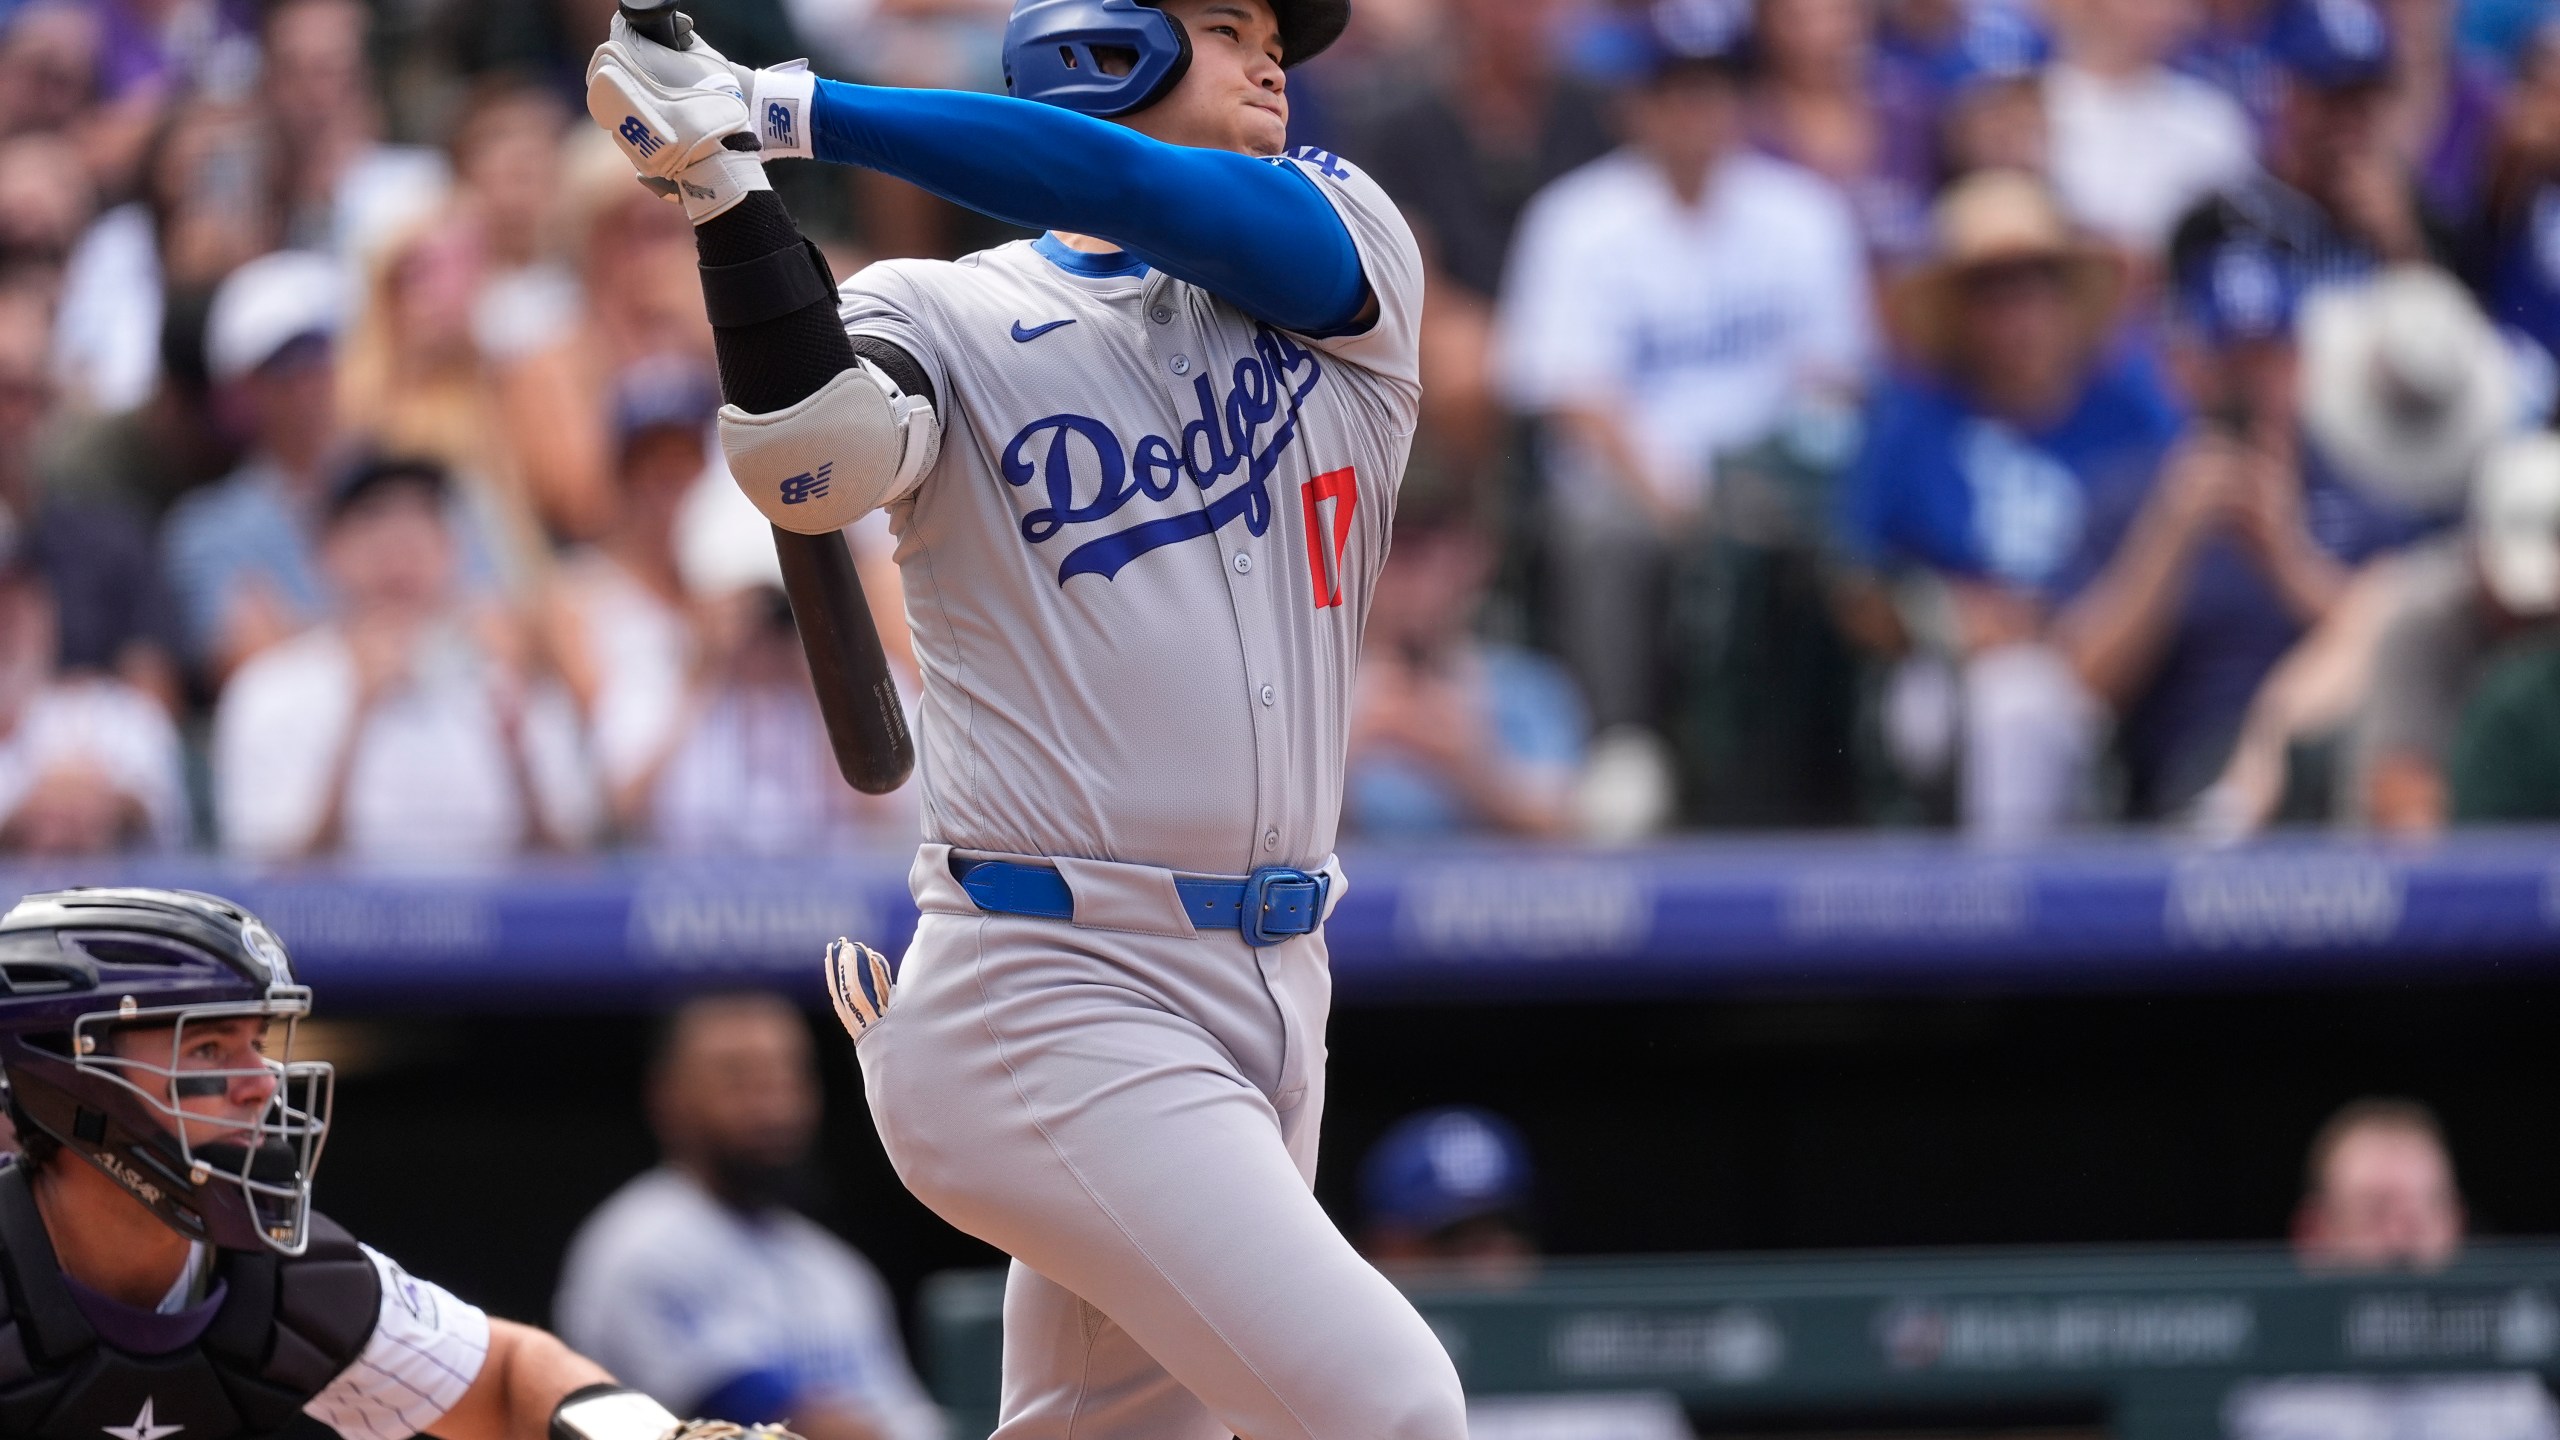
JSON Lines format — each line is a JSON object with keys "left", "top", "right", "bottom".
{"left": 0, "top": 885, "right": 790, "bottom": 1440}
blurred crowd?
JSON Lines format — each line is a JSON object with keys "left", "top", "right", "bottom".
{"left": 2, "top": 0, "right": 2559, "bottom": 858}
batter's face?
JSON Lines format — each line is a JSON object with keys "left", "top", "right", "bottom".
{"left": 1126, "top": 0, "right": 1289, "bottom": 157}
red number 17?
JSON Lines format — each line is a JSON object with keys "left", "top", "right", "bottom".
{"left": 1299, "top": 467, "right": 1358, "bottom": 610}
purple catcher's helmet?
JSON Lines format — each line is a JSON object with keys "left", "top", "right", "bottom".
{"left": 1002, "top": 0, "right": 1350, "bottom": 117}
{"left": 0, "top": 888, "right": 331, "bottom": 1254}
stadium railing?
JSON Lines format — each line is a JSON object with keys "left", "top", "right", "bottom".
{"left": 922, "top": 1243, "right": 2560, "bottom": 1438}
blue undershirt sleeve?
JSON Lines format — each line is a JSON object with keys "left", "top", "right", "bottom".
{"left": 809, "top": 78, "right": 1368, "bottom": 335}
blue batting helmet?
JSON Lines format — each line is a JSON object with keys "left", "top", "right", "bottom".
{"left": 0, "top": 888, "right": 332, "bottom": 1254}
{"left": 1002, "top": 0, "right": 1351, "bottom": 117}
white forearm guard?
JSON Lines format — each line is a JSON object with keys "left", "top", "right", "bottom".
{"left": 719, "top": 358, "right": 942, "bottom": 535}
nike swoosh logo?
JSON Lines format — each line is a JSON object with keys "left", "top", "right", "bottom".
{"left": 1010, "top": 318, "right": 1075, "bottom": 343}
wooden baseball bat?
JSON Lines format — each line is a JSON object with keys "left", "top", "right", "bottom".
{"left": 620, "top": 0, "right": 916, "bottom": 795}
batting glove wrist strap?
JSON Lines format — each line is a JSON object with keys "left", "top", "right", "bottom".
{"left": 670, "top": 147, "right": 771, "bottom": 224}
{"left": 746, "top": 61, "right": 817, "bottom": 161}
{"left": 548, "top": 1384, "right": 684, "bottom": 1440}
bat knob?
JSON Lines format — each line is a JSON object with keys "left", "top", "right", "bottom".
{"left": 617, "top": 0, "right": 692, "bottom": 48}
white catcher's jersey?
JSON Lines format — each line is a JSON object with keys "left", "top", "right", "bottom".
{"left": 838, "top": 146, "right": 1423, "bottom": 874}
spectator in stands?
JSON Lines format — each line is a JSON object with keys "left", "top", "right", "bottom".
{"left": 51, "top": 97, "right": 277, "bottom": 416}
{"left": 1499, "top": 7, "right": 1872, "bottom": 737}
{"left": 0, "top": 3, "right": 99, "bottom": 147}
{"left": 211, "top": 455, "right": 597, "bottom": 862}
{"left": 0, "top": 281, "right": 182, "bottom": 711}
{"left": 1837, "top": 171, "right": 2177, "bottom": 836}
{"left": 2170, "top": 0, "right": 2444, "bottom": 308}
{"left": 0, "top": 527, "right": 185, "bottom": 854}
{"left": 35, "top": 284, "right": 236, "bottom": 527}
{"left": 2068, "top": 263, "right": 2478, "bottom": 821}
{"left": 2476, "top": 20, "right": 2560, "bottom": 371}
{"left": 1360, "top": 1105, "right": 1539, "bottom": 1274}
{"left": 1750, "top": 0, "right": 1936, "bottom": 257}
{"left": 0, "top": 132, "right": 95, "bottom": 300}
{"left": 1358, "top": 1107, "right": 1699, "bottom": 1440}
{"left": 446, "top": 77, "right": 579, "bottom": 365}
{"left": 2044, "top": 0, "right": 2257, "bottom": 255}
{"left": 557, "top": 992, "right": 942, "bottom": 1440}
{"left": 58, "top": 0, "right": 234, "bottom": 207}
{"left": 1347, "top": 485, "right": 1588, "bottom": 839}
{"left": 1345, "top": 0, "right": 1613, "bottom": 305}
{"left": 259, "top": 0, "right": 448, "bottom": 261}
{"left": 634, "top": 494, "right": 912, "bottom": 853}
{"left": 1341, "top": 0, "right": 1616, "bottom": 475}
{"left": 498, "top": 133, "right": 714, "bottom": 546}
{"left": 545, "top": 359, "right": 710, "bottom": 840}
{"left": 2379, "top": 0, "right": 2505, "bottom": 221}
{"left": 2182, "top": 0, "right": 2287, "bottom": 133}
{"left": 2446, "top": 636, "right": 2560, "bottom": 822}
{"left": 1931, "top": 11, "right": 2054, "bottom": 188}
{"left": 161, "top": 249, "right": 351, "bottom": 679}
{"left": 2295, "top": 1097, "right": 2465, "bottom": 1270}
{"left": 2235, "top": 1100, "right": 2556, "bottom": 1439}
{"left": 339, "top": 213, "right": 549, "bottom": 588}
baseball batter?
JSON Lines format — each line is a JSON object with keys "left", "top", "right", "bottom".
{"left": 582, "top": 1, "right": 1462, "bottom": 1437}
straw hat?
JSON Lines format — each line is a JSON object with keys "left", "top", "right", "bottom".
{"left": 1890, "top": 170, "right": 2125, "bottom": 369}
{"left": 2300, "top": 266, "right": 2515, "bottom": 514}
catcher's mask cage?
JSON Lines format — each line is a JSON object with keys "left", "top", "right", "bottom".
{"left": 0, "top": 888, "right": 333, "bottom": 1255}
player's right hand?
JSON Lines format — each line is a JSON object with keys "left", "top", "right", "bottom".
{"left": 825, "top": 938, "right": 896, "bottom": 1040}
{"left": 585, "top": 13, "right": 765, "bottom": 221}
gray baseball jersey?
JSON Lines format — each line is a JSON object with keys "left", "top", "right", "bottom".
{"left": 832, "top": 145, "right": 1464, "bottom": 1440}
{"left": 835, "top": 144, "right": 1422, "bottom": 875}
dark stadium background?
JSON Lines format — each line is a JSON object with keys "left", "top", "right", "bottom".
{"left": 307, "top": 975, "right": 2560, "bottom": 1336}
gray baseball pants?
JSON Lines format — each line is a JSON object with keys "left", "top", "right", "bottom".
{"left": 857, "top": 845, "right": 1468, "bottom": 1440}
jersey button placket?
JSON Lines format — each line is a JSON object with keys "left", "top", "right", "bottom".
{"left": 1170, "top": 354, "right": 1191, "bottom": 375}
{"left": 1232, "top": 552, "right": 1252, "bottom": 574}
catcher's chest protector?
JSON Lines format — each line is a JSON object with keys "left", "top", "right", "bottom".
{"left": 0, "top": 1165, "right": 379, "bottom": 1439}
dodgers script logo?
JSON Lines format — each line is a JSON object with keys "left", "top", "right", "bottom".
{"left": 1002, "top": 326, "right": 1324, "bottom": 583}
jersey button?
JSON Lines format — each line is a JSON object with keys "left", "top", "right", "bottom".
{"left": 1170, "top": 355, "right": 1191, "bottom": 375}
{"left": 1151, "top": 305, "right": 1174, "bottom": 324}
{"left": 1260, "top": 684, "right": 1275, "bottom": 706}
{"left": 1232, "top": 552, "right": 1253, "bottom": 574}
{"left": 1263, "top": 828, "right": 1280, "bottom": 851}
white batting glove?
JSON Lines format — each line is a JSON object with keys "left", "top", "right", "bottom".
{"left": 825, "top": 938, "right": 896, "bottom": 1040}
{"left": 584, "top": 12, "right": 768, "bottom": 223}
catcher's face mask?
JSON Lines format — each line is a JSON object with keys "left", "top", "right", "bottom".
{"left": 64, "top": 989, "right": 333, "bottom": 1253}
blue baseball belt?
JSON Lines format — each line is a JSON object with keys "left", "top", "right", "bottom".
{"left": 949, "top": 857, "right": 1330, "bottom": 947}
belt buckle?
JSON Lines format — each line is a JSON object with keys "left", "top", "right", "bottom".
{"left": 1240, "top": 866, "right": 1327, "bottom": 948}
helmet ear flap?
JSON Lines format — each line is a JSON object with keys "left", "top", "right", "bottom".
{"left": 1144, "top": 6, "right": 1194, "bottom": 109}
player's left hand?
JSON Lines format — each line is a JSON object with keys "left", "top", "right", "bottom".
{"left": 825, "top": 937, "right": 896, "bottom": 1040}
